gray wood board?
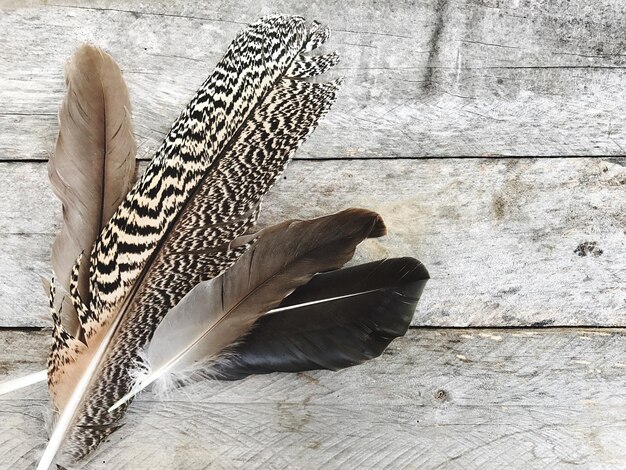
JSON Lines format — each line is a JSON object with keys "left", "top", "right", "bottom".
{"left": 1, "top": 328, "right": 624, "bottom": 469}
{"left": 2, "top": 1, "right": 626, "bottom": 160}
{"left": 0, "top": 158, "right": 624, "bottom": 328}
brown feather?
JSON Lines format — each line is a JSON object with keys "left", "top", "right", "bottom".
{"left": 48, "top": 44, "right": 137, "bottom": 334}
{"left": 111, "top": 209, "right": 387, "bottom": 407}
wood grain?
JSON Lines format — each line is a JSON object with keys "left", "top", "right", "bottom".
{"left": 0, "top": 3, "right": 623, "bottom": 469}
{"left": 1, "top": 158, "right": 624, "bottom": 328}
{"left": 1, "top": 328, "right": 624, "bottom": 469}
{"left": 2, "top": 1, "right": 626, "bottom": 160}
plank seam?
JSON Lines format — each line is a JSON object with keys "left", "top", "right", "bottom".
{"left": 2, "top": 326, "right": 625, "bottom": 332}
{"left": 1, "top": 155, "right": 624, "bottom": 164}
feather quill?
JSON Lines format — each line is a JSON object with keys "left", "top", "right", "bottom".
{"left": 0, "top": 370, "right": 48, "bottom": 396}
{"left": 42, "top": 16, "right": 341, "bottom": 468}
{"left": 110, "top": 209, "right": 386, "bottom": 409}
{"left": 211, "top": 258, "right": 429, "bottom": 379}
{"left": 48, "top": 44, "right": 136, "bottom": 336}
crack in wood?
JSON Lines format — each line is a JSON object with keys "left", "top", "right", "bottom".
{"left": 48, "top": 3, "right": 248, "bottom": 25}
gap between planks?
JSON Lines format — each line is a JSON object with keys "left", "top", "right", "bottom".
{"left": 1, "top": 155, "right": 625, "bottom": 163}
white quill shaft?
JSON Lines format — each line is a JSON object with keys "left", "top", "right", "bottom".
{"left": 257, "top": 290, "right": 375, "bottom": 314}
{"left": 0, "top": 370, "right": 47, "bottom": 395}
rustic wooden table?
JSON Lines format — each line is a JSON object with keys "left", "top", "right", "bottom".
{"left": 0, "top": 1, "right": 624, "bottom": 468}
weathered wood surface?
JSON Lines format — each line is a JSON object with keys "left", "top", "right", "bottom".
{"left": 0, "top": 3, "right": 624, "bottom": 469}
{"left": 1, "top": 158, "right": 624, "bottom": 328}
{"left": 2, "top": 0, "right": 626, "bottom": 160}
{"left": 1, "top": 328, "right": 624, "bottom": 469}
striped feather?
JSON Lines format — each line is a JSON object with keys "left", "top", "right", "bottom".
{"left": 86, "top": 17, "right": 335, "bottom": 332}
{"left": 44, "top": 16, "right": 341, "bottom": 467}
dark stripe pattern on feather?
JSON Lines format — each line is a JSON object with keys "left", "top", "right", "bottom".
{"left": 53, "top": 16, "right": 341, "bottom": 465}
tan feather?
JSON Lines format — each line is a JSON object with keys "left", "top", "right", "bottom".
{"left": 48, "top": 44, "right": 136, "bottom": 336}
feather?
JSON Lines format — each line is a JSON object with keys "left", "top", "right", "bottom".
{"left": 48, "top": 44, "right": 136, "bottom": 337}
{"left": 85, "top": 17, "right": 340, "bottom": 333}
{"left": 211, "top": 258, "right": 429, "bottom": 380}
{"left": 42, "top": 16, "right": 341, "bottom": 468}
{"left": 110, "top": 208, "right": 386, "bottom": 410}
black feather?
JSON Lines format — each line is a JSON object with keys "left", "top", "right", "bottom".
{"left": 211, "top": 257, "right": 429, "bottom": 380}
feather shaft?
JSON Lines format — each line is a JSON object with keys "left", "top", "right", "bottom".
{"left": 39, "top": 311, "right": 124, "bottom": 470}
{"left": 0, "top": 370, "right": 47, "bottom": 396}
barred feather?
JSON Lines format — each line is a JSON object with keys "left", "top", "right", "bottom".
{"left": 43, "top": 16, "right": 341, "bottom": 468}
{"left": 86, "top": 17, "right": 336, "bottom": 332}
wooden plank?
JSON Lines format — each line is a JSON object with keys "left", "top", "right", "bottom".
{"left": 0, "top": 158, "right": 624, "bottom": 328}
{"left": 2, "top": 1, "right": 626, "bottom": 160}
{"left": 1, "top": 328, "right": 624, "bottom": 469}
